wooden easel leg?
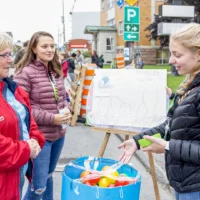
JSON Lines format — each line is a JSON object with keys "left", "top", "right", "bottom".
{"left": 98, "top": 132, "right": 111, "bottom": 157}
{"left": 125, "top": 135, "right": 129, "bottom": 140}
{"left": 148, "top": 152, "right": 160, "bottom": 200}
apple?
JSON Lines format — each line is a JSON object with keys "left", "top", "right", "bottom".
{"left": 99, "top": 177, "right": 110, "bottom": 188}
{"left": 80, "top": 170, "right": 90, "bottom": 178}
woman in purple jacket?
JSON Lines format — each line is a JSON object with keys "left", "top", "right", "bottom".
{"left": 14, "top": 31, "right": 71, "bottom": 200}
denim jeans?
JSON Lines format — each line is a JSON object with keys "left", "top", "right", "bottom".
{"left": 23, "top": 136, "right": 65, "bottom": 200}
{"left": 175, "top": 191, "right": 200, "bottom": 200}
{"left": 69, "top": 73, "right": 75, "bottom": 82}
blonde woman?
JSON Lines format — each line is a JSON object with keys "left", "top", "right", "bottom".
{"left": 0, "top": 33, "right": 45, "bottom": 199}
{"left": 118, "top": 23, "right": 200, "bottom": 200}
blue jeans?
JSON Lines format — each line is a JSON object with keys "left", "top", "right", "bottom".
{"left": 175, "top": 191, "right": 200, "bottom": 200}
{"left": 69, "top": 73, "right": 75, "bottom": 82}
{"left": 23, "top": 137, "right": 65, "bottom": 200}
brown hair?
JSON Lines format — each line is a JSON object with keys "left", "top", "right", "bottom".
{"left": 23, "top": 40, "right": 29, "bottom": 47}
{"left": 170, "top": 23, "right": 200, "bottom": 94}
{"left": 15, "top": 31, "right": 61, "bottom": 77}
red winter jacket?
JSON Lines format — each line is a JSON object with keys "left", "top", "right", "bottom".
{"left": 0, "top": 78, "right": 45, "bottom": 200}
{"left": 62, "top": 60, "right": 69, "bottom": 78}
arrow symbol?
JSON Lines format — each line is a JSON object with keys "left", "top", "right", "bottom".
{"left": 127, "top": 34, "right": 136, "bottom": 39}
{"left": 132, "top": 26, "right": 137, "bottom": 31}
{"left": 126, "top": 25, "right": 131, "bottom": 31}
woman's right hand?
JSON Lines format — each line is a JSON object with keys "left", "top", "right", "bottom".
{"left": 166, "top": 87, "right": 172, "bottom": 98}
{"left": 118, "top": 139, "right": 138, "bottom": 163}
{"left": 27, "top": 139, "right": 41, "bottom": 159}
{"left": 53, "top": 114, "right": 69, "bottom": 125}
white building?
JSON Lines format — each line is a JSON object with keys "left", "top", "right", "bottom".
{"left": 72, "top": 12, "right": 100, "bottom": 40}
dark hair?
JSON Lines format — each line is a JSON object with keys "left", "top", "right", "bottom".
{"left": 15, "top": 31, "right": 61, "bottom": 77}
{"left": 23, "top": 40, "right": 29, "bottom": 47}
{"left": 93, "top": 50, "right": 97, "bottom": 56}
{"left": 76, "top": 50, "right": 81, "bottom": 54}
{"left": 71, "top": 53, "right": 77, "bottom": 58}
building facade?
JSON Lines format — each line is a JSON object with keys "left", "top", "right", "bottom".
{"left": 100, "top": 0, "right": 195, "bottom": 65}
{"left": 72, "top": 12, "right": 100, "bottom": 40}
{"left": 66, "top": 39, "right": 92, "bottom": 53}
{"left": 100, "top": 0, "right": 165, "bottom": 64}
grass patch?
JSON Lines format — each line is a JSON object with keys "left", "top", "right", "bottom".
{"left": 167, "top": 74, "right": 186, "bottom": 92}
{"left": 144, "top": 65, "right": 171, "bottom": 72}
{"left": 103, "top": 64, "right": 111, "bottom": 69}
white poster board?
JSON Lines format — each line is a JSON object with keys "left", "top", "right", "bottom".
{"left": 87, "top": 69, "right": 167, "bottom": 131}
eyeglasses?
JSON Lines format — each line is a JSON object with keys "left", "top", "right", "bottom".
{"left": 0, "top": 52, "right": 13, "bottom": 59}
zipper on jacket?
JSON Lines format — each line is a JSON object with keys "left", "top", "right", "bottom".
{"left": 164, "top": 117, "right": 170, "bottom": 141}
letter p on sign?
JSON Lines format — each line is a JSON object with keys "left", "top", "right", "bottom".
{"left": 128, "top": 9, "right": 136, "bottom": 21}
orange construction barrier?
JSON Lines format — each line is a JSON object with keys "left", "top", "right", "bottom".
{"left": 80, "top": 63, "right": 97, "bottom": 118}
{"left": 116, "top": 53, "right": 125, "bottom": 69}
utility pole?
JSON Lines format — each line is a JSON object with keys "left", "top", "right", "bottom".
{"left": 62, "top": 0, "right": 66, "bottom": 43}
{"left": 135, "top": 0, "right": 140, "bottom": 69}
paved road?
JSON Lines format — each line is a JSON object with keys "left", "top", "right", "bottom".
{"left": 23, "top": 123, "right": 175, "bottom": 200}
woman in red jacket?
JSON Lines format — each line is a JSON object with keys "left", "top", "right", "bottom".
{"left": 0, "top": 33, "right": 45, "bottom": 200}
{"left": 14, "top": 31, "right": 71, "bottom": 200}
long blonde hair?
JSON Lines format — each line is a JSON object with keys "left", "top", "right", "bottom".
{"left": 15, "top": 31, "right": 61, "bottom": 77}
{"left": 0, "top": 32, "right": 13, "bottom": 52}
{"left": 170, "top": 23, "right": 200, "bottom": 94}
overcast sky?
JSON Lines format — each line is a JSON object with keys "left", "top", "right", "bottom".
{"left": 0, "top": 0, "right": 100, "bottom": 43}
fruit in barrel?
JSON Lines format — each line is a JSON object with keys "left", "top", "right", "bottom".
{"left": 99, "top": 177, "right": 110, "bottom": 188}
{"left": 80, "top": 170, "right": 91, "bottom": 178}
{"left": 114, "top": 175, "right": 130, "bottom": 187}
{"left": 85, "top": 173, "right": 101, "bottom": 185}
{"left": 101, "top": 166, "right": 119, "bottom": 184}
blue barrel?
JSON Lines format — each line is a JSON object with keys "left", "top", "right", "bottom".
{"left": 61, "top": 156, "right": 141, "bottom": 200}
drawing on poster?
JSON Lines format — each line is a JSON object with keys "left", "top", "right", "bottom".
{"left": 87, "top": 69, "right": 167, "bottom": 129}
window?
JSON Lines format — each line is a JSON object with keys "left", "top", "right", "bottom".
{"left": 172, "top": 0, "right": 182, "bottom": 5}
{"left": 118, "top": 21, "right": 123, "bottom": 35}
{"left": 107, "top": 0, "right": 114, "bottom": 9}
{"left": 101, "top": 0, "right": 104, "bottom": 11}
{"left": 106, "top": 38, "right": 114, "bottom": 51}
{"left": 107, "top": 19, "right": 115, "bottom": 26}
{"left": 156, "top": 49, "right": 169, "bottom": 64}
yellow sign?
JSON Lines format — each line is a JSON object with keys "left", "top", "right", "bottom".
{"left": 125, "top": 0, "right": 137, "bottom": 6}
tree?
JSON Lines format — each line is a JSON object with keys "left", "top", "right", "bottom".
{"left": 145, "top": 0, "right": 200, "bottom": 47}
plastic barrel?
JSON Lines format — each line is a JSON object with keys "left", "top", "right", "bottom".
{"left": 116, "top": 54, "right": 125, "bottom": 69}
{"left": 80, "top": 64, "right": 97, "bottom": 118}
{"left": 61, "top": 156, "right": 141, "bottom": 200}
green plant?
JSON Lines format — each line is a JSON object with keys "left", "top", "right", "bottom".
{"left": 82, "top": 51, "right": 92, "bottom": 58}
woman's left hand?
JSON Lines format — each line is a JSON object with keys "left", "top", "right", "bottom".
{"left": 141, "top": 135, "right": 167, "bottom": 154}
{"left": 64, "top": 108, "right": 72, "bottom": 124}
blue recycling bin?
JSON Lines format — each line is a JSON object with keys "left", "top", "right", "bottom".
{"left": 61, "top": 156, "right": 141, "bottom": 200}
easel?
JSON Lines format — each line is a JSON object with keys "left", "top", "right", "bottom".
{"left": 70, "top": 65, "right": 86, "bottom": 126}
{"left": 92, "top": 127, "right": 160, "bottom": 200}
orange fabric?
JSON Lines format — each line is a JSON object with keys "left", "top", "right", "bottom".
{"left": 86, "top": 69, "right": 95, "bottom": 76}
{"left": 80, "top": 109, "right": 86, "bottom": 117}
{"left": 116, "top": 53, "right": 125, "bottom": 69}
{"left": 84, "top": 79, "right": 92, "bottom": 86}
{"left": 116, "top": 57, "right": 124, "bottom": 61}
{"left": 82, "top": 89, "right": 89, "bottom": 96}
{"left": 81, "top": 98, "right": 87, "bottom": 106}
